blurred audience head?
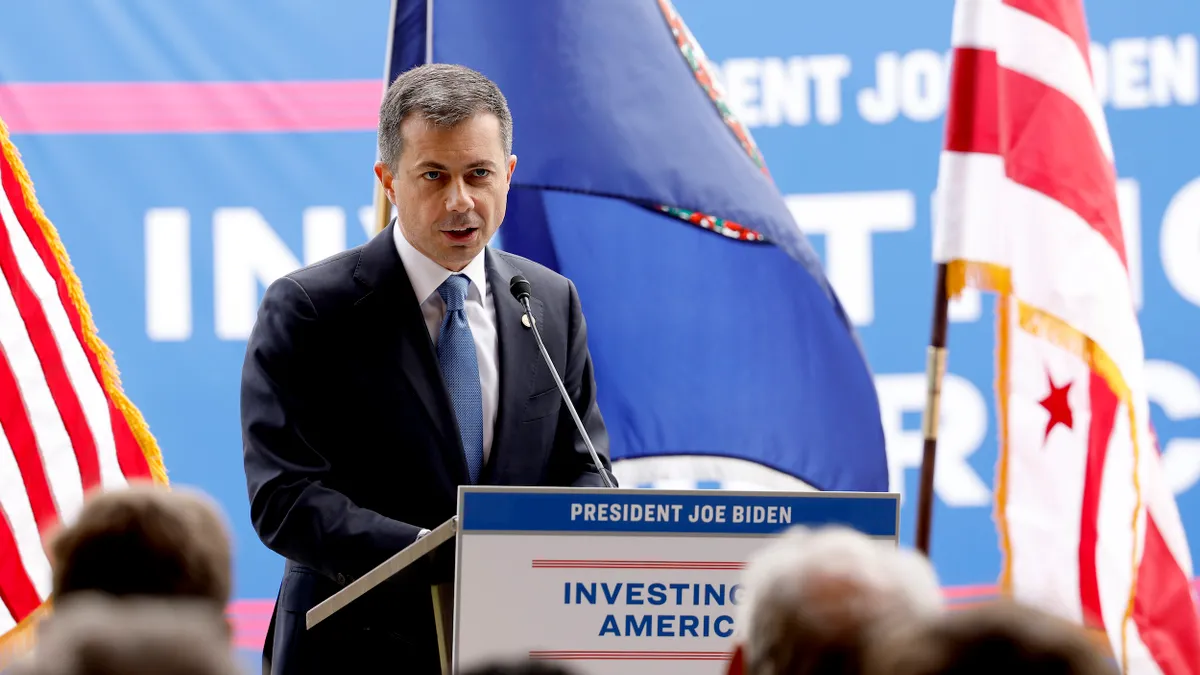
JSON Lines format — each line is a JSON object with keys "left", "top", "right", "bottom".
{"left": 49, "top": 482, "right": 232, "bottom": 610}
{"left": 9, "top": 594, "right": 239, "bottom": 675}
{"left": 461, "top": 661, "right": 578, "bottom": 675}
{"left": 729, "top": 524, "right": 943, "bottom": 675}
{"left": 865, "top": 601, "right": 1117, "bottom": 675}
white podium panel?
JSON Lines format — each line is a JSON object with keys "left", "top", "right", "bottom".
{"left": 452, "top": 487, "right": 900, "bottom": 674}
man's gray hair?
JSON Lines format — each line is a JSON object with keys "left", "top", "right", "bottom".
{"left": 735, "top": 525, "right": 944, "bottom": 675}
{"left": 378, "top": 63, "right": 513, "bottom": 169}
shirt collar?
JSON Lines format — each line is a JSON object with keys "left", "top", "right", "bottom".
{"left": 393, "top": 224, "right": 488, "bottom": 306}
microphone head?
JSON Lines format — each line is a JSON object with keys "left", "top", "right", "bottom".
{"left": 509, "top": 275, "right": 532, "bottom": 302}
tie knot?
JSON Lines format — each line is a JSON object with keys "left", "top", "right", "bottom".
{"left": 438, "top": 274, "right": 470, "bottom": 312}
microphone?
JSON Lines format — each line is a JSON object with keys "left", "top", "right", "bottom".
{"left": 509, "top": 274, "right": 615, "bottom": 488}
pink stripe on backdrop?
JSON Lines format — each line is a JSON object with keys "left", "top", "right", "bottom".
{"left": 0, "top": 81, "right": 382, "bottom": 134}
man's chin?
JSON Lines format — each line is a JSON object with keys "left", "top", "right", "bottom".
{"left": 435, "top": 246, "right": 483, "bottom": 272}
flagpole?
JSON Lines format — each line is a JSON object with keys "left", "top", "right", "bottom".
{"left": 915, "top": 262, "right": 950, "bottom": 556}
{"left": 373, "top": 180, "right": 391, "bottom": 234}
{"left": 374, "top": 0, "right": 402, "bottom": 236}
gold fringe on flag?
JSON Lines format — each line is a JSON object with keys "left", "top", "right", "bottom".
{"left": 0, "top": 115, "right": 169, "bottom": 659}
{"left": 947, "top": 257, "right": 1143, "bottom": 671}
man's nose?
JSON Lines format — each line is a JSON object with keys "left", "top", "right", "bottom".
{"left": 445, "top": 179, "right": 474, "bottom": 212}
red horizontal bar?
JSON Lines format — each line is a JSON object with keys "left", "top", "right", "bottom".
{"left": 530, "top": 651, "right": 730, "bottom": 661}
{"left": 533, "top": 559, "right": 744, "bottom": 570}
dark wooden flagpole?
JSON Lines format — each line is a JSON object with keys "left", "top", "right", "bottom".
{"left": 915, "top": 263, "right": 951, "bottom": 556}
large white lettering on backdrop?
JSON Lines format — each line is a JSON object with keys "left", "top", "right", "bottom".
{"left": 719, "top": 34, "right": 1197, "bottom": 127}
{"left": 138, "top": 29, "right": 1200, "bottom": 504}
{"left": 138, "top": 171, "right": 1200, "bottom": 501}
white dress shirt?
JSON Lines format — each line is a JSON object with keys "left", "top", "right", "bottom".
{"left": 393, "top": 226, "right": 499, "bottom": 465}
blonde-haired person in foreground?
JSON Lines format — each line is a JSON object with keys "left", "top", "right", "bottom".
{"left": 8, "top": 594, "right": 241, "bottom": 675}
{"left": 726, "top": 525, "right": 944, "bottom": 675}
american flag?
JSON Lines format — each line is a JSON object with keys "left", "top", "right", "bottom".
{"left": 934, "top": 0, "right": 1200, "bottom": 672}
{"left": 0, "top": 115, "right": 166, "bottom": 649}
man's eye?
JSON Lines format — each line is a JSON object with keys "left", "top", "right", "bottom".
{"left": 422, "top": 171, "right": 441, "bottom": 180}
{"left": 472, "top": 168, "right": 490, "bottom": 178}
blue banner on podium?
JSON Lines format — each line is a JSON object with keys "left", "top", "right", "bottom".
{"left": 459, "top": 488, "right": 900, "bottom": 537}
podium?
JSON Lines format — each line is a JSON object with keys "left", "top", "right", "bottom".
{"left": 306, "top": 486, "right": 900, "bottom": 674}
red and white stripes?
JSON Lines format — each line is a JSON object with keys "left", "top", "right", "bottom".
{"left": 0, "top": 118, "right": 163, "bottom": 640}
{"left": 935, "top": 1, "right": 1200, "bottom": 673}
{"left": 936, "top": 0, "right": 1137, "bottom": 371}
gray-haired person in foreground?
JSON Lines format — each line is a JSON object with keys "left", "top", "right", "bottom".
{"left": 726, "top": 525, "right": 944, "bottom": 675}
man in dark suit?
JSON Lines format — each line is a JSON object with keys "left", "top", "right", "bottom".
{"left": 241, "top": 63, "right": 615, "bottom": 675}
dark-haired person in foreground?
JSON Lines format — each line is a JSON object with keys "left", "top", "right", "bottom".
{"left": 9, "top": 595, "right": 241, "bottom": 675}
{"left": 50, "top": 483, "right": 233, "bottom": 610}
{"left": 462, "top": 662, "right": 579, "bottom": 675}
{"left": 241, "top": 63, "right": 615, "bottom": 674}
{"left": 865, "top": 601, "right": 1117, "bottom": 675}
{"left": 1, "top": 485, "right": 235, "bottom": 673}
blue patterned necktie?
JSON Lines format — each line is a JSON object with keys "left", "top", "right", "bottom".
{"left": 436, "top": 274, "right": 484, "bottom": 484}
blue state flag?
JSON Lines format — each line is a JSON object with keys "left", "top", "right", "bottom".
{"left": 385, "top": 0, "right": 888, "bottom": 492}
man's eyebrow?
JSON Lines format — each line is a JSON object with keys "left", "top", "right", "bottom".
{"left": 413, "top": 160, "right": 498, "bottom": 171}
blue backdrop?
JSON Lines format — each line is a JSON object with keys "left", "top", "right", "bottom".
{"left": 1, "top": 0, "right": 1197, "bottom": 609}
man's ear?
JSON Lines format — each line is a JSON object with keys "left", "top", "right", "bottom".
{"left": 506, "top": 154, "right": 517, "bottom": 184}
{"left": 725, "top": 642, "right": 746, "bottom": 675}
{"left": 374, "top": 161, "right": 397, "bottom": 205}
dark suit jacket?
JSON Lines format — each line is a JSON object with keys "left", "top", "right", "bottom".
{"left": 241, "top": 223, "right": 615, "bottom": 674}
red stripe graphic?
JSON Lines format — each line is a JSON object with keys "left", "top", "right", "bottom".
{"left": 1134, "top": 515, "right": 1200, "bottom": 675}
{"left": 998, "top": 68, "right": 1126, "bottom": 268}
{"left": 0, "top": 150, "right": 150, "bottom": 480}
{"left": 0, "top": 345, "right": 57, "bottom": 534}
{"left": 0, "top": 207, "right": 102, "bottom": 493}
{"left": 533, "top": 560, "right": 744, "bottom": 570}
{"left": 0, "top": 509, "right": 41, "bottom": 624}
{"left": 0, "top": 81, "right": 381, "bottom": 135}
{"left": 944, "top": 48, "right": 1000, "bottom": 155}
{"left": 1078, "top": 370, "right": 1118, "bottom": 632}
{"left": 941, "top": 584, "right": 1000, "bottom": 600}
{"left": 1003, "top": 0, "right": 1094, "bottom": 72}
{"left": 530, "top": 651, "right": 730, "bottom": 661}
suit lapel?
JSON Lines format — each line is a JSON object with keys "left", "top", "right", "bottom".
{"left": 484, "top": 250, "right": 544, "bottom": 484}
{"left": 353, "top": 222, "right": 468, "bottom": 483}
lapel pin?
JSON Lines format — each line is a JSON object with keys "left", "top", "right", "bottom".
{"left": 521, "top": 313, "right": 532, "bottom": 329}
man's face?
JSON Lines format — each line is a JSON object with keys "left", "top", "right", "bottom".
{"left": 375, "top": 112, "right": 516, "bottom": 272}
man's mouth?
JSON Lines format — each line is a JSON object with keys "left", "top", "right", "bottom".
{"left": 442, "top": 226, "right": 479, "bottom": 242}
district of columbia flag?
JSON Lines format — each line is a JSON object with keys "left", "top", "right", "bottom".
{"left": 933, "top": 1, "right": 1200, "bottom": 673}
{"left": 0, "top": 114, "right": 167, "bottom": 659}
